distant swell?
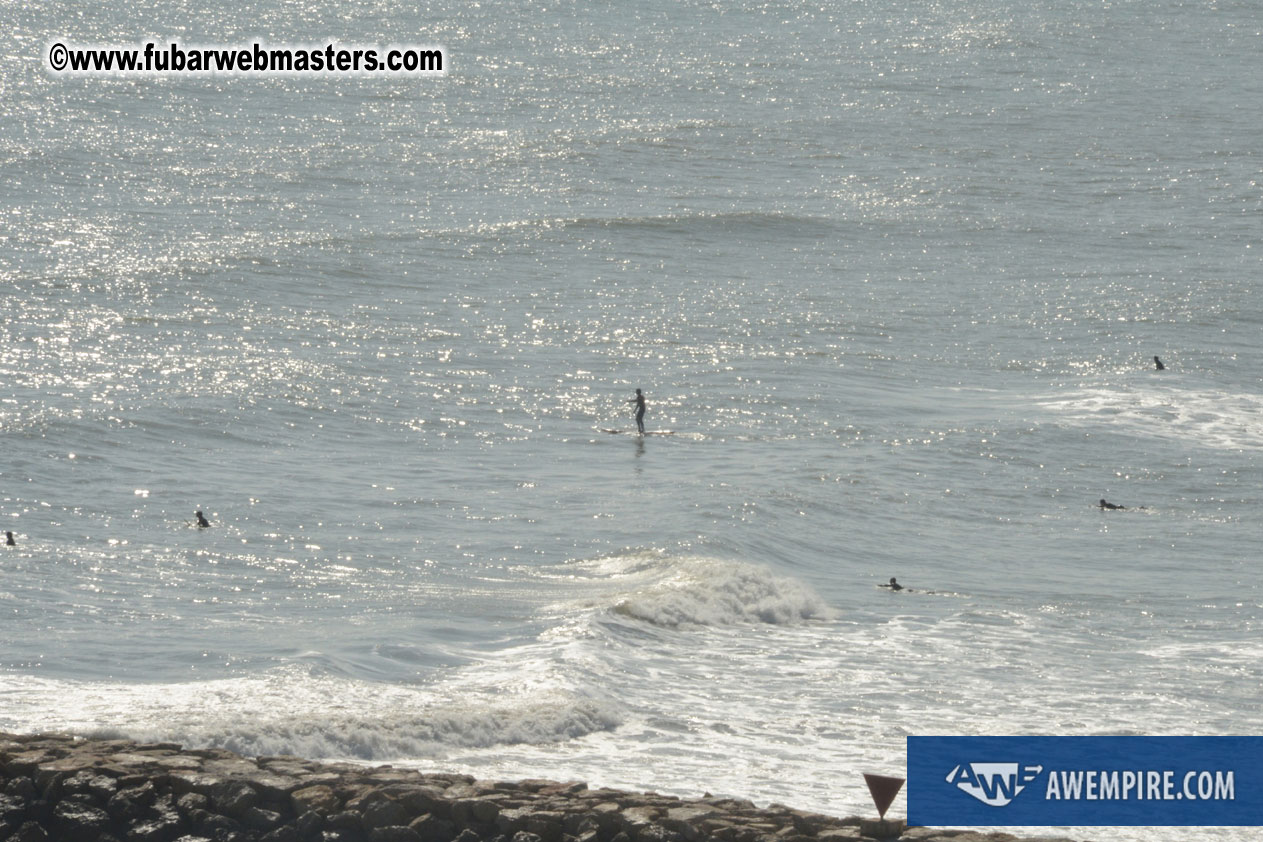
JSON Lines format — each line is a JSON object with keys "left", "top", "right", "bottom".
{"left": 465, "top": 210, "right": 843, "bottom": 241}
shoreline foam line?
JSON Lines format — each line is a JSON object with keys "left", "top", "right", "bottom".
{"left": 0, "top": 732, "right": 1083, "bottom": 842}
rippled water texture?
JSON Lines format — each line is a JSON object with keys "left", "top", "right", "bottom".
{"left": 3, "top": 2, "right": 1262, "bottom": 840}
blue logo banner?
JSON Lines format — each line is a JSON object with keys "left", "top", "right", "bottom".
{"left": 908, "top": 737, "right": 1262, "bottom": 826}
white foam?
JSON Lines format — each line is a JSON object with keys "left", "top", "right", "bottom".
{"left": 0, "top": 669, "right": 623, "bottom": 763}
{"left": 611, "top": 559, "right": 833, "bottom": 627}
{"left": 548, "top": 553, "right": 834, "bottom": 628}
{"left": 1040, "top": 382, "right": 1263, "bottom": 451}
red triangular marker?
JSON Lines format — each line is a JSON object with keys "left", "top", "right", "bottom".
{"left": 863, "top": 773, "right": 905, "bottom": 818}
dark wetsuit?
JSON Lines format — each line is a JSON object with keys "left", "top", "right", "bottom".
{"left": 196, "top": 511, "right": 211, "bottom": 528}
{"left": 4, "top": 531, "right": 14, "bottom": 546}
{"left": 630, "top": 390, "right": 646, "bottom": 434}
{"left": 1099, "top": 499, "right": 1125, "bottom": 510}
{"left": 1154, "top": 356, "right": 1165, "bottom": 370}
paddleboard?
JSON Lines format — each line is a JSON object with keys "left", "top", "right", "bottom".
{"left": 600, "top": 429, "right": 676, "bottom": 436}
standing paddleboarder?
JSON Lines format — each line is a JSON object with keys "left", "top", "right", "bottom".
{"left": 628, "top": 388, "right": 646, "bottom": 434}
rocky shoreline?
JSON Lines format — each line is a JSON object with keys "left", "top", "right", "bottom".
{"left": 0, "top": 733, "right": 1082, "bottom": 842}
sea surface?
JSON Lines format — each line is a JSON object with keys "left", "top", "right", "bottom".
{"left": 2, "top": 1, "right": 1261, "bottom": 839}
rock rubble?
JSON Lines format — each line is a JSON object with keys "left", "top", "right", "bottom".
{"left": 0, "top": 733, "right": 1083, "bottom": 842}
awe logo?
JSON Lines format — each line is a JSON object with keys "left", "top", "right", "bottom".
{"left": 945, "top": 763, "right": 1044, "bottom": 807}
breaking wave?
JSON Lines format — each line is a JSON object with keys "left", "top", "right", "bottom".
{"left": 602, "top": 557, "right": 834, "bottom": 628}
{"left": 1, "top": 672, "right": 623, "bottom": 763}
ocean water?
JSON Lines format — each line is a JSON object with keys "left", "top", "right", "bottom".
{"left": 2, "top": 1, "right": 1261, "bottom": 839}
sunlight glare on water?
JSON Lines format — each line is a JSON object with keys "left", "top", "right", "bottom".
{"left": 2, "top": 1, "right": 1262, "bottom": 840}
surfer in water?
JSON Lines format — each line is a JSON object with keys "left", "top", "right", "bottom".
{"left": 1098, "top": 498, "right": 1125, "bottom": 510}
{"left": 5, "top": 531, "right": 14, "bottom": 546}
{"left": 195, "top": 510, "right": 211, "bottom": 528}
{"left": 628, "top": 388, "right": 646, "bottom": 434}
{"left": 881, "top": 577, "right": 903, "bottom": 591}
{"left": 1154, "top": 355, "right": 1165, "bottom": 370}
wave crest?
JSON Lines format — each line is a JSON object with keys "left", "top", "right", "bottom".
{"left": 609, "top": 558, "right": 833, "bottom": 628}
